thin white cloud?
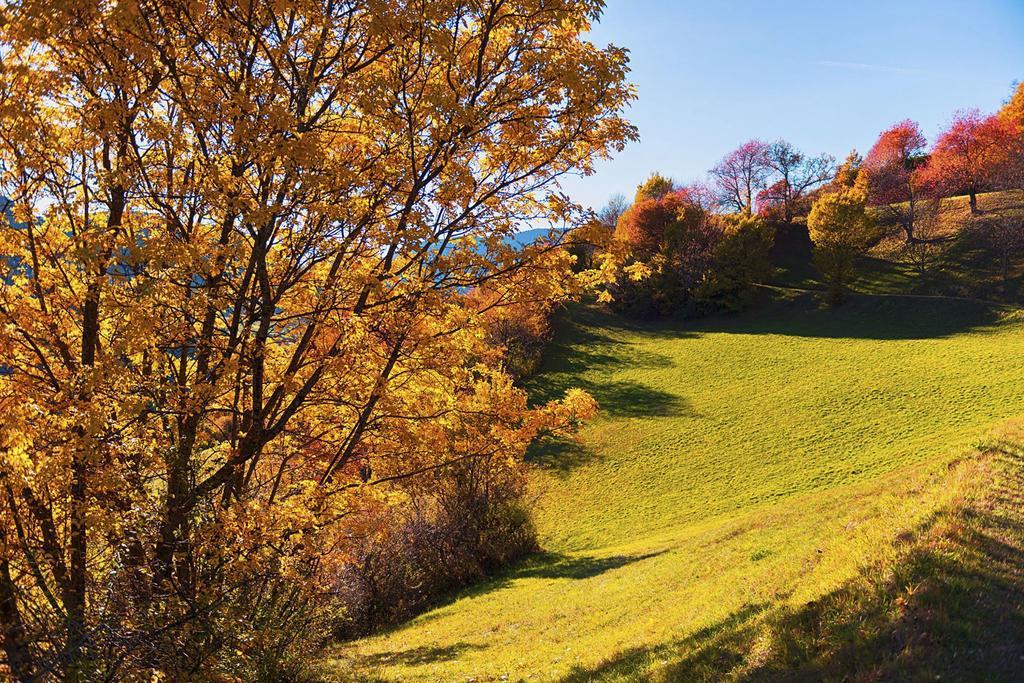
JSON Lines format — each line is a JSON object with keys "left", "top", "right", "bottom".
{"left": 816, "top": 60, "right": 920, "bottom": 75}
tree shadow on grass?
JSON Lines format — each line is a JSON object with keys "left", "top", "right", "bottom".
{"left": 530, "top": 305, "right": 683, "bottom": 384}
{"left": 527, "top": 436, "right": 599, "bottom": 475}
{"left": 686, "top": 293, "right": 1009, "bottom": 341}
{"left": 369, "top": 549, "right": 671, "bottom": 636}
{"left": 556, "top": 451, "right": 1024, "bottom": 682}
{"left": 511, "top": 550, "right": 669, "bottom": 581}
{"left": 334, "top": 551, "right": 673, "bottom": 677}
{"left": 527, "top": 306, "right": 698, "bottom": 475}
{"left": 351, "top": 642, "right": 486, "bottom": 669}
{"left": 737, "top": 508, "right": 1024, "bottom": 682}
{"left": 538, "top": 332, "right": 678, "bottom": 377}
{"left": 590, "top": 381, "right": 694, "bottom": 418}
{"left": 530, "top": 305, "right": 697, "bottom": 406}
{"left": 525, "top": 383, "right": 695, "bottom": 475}
{"left": 545, "top": 297, "right": 1009, "bottom": 383}
{"left": 534, "top": 378, "right": 694, "bottom": 420}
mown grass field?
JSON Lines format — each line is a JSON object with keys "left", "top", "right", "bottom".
{"left": 325, "top": 290, "right": 1024, "bottom": 681}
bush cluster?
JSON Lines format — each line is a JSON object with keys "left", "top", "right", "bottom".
{"left": 607, "top": 186, "right": 774, "bottom": 318}
{"left": 332, "top": 459, "right": 537, "bottom": 638}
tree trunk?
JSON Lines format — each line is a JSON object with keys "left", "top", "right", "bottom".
{"left": 0, "top": 537, "right": 34, "bottom": 682}
{"left": 67, "top": 184, "right": 124, "bottom": 677}
{"left": 153, "top": 421, "right": 196, "bottom": 593}
{"left": 969, "top": 188, "right": 979, "bottom": 215}
{"left": 67, "top": 280, "right": 101, "bottom": 677}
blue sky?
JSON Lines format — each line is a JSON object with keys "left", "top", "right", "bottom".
{"left": 560, "top": 0, "right": 1024, "bottom": 210}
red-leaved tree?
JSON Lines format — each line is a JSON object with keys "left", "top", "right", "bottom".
{"left": 923, "top": 110, "right": 1018, "bottom": 213}
{"left": 615, "top": 190, "right": 689, "bottom": 256}
{"left": 859, "top": 120, "right": 936, "bottom": 242}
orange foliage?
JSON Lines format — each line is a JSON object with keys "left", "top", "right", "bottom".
{"left": 0, "top": 1, "right": 630, "bottom": 678}
{"left": 922, "top": 110, "right": 1018, "bottom": 210}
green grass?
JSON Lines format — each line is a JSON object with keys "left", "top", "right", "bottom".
{"left": 324, "top": 293, "right": 1024, "bottom": 681}
{"left": 529, "top": 296, "right": 1024, "bottom": 552}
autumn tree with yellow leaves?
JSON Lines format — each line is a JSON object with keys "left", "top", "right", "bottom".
{"left": 807, "top": 189, "right": 877, "bottom": 305}
{"left": 0, "top": 1, "right": 634, "bottom": 679}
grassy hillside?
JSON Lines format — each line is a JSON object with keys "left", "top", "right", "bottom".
{"left": 773, "top": 189, "right": 1024, "bottom": 300}
{"left": 325, "top": 293, "right": 1024, "bottom": 681}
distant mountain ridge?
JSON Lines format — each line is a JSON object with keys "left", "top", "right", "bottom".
{"left": 507, "top": 227, "right": 566, "bottom": 249}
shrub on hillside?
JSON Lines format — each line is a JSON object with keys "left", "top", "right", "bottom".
{"left": 610, "top": 188, "right": 721, "bottom": 317}
{"left": 332, "top": 459, "right": 537, "bottom": 638}
{"left": 698, "top": 215, "right": 775, "bottom": 312}
{"left": 604, "top": 185, "right": 779, "bottom": 317}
